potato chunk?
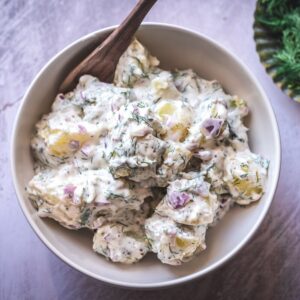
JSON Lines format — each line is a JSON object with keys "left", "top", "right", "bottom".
{"left": 224, "top": 151, "right": 269, "bottom": 205}
{"left": 145, "top": 214, "right": 207, "bottom": 265}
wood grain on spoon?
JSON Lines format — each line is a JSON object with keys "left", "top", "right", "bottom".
{"left": 59, "top": 0, "right": 157, "bottom": 93}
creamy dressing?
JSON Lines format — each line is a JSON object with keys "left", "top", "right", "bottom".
{"left": 27, "top": 39, "right": 269, "bottom": 265}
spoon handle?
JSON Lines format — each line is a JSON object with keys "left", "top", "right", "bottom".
{"left": 60, "top": 0, "right": 157, "bottom": 93}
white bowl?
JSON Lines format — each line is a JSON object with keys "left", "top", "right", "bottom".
{"left": 11, "top": 23, "right": 281, "bottom": 289}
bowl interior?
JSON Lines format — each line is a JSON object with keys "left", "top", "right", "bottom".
{"left": 12, "top": 24, "right": 280, "bottom": 288}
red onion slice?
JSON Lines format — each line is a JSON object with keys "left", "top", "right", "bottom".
{"left": 64, "top": 184, "right": 76, "bottom": 199}
{"left": 69, "top": 140, "right": 80, "bottom": 150}
{"left": 201, "top": 118, "right": 224, "bottom": 137}
{"left": 168, "top": 191, "right": 191, "bottom": 209}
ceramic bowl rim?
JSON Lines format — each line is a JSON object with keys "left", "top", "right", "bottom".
{"left": 11, "top": 22, "right": 281, "bottom": 289}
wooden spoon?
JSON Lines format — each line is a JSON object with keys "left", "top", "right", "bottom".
{"left": 59, "top": 0, "right": 157, "bottom": 93}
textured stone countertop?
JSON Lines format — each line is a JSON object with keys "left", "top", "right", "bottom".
{"left": 1, "top": 0, "right": 300, "bottom": 299}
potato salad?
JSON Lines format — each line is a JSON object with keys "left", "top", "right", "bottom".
{"left": 27, "top": 39, "right": 269, "bottom": 265}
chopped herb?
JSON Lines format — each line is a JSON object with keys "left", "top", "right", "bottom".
{"left": 256, "top": 171, "right": 260, "bottom": 183}
{"left": 137, "top": 102, "right": 146, "bottom": 108}
{"left": 80, "top": 208, "right": 91, "bottom": 225}
{"left": 228, "top": 123, "right": 238, "bottom": 139}
{"left": 129, "top": 113, "right": 152, "bottom": 127}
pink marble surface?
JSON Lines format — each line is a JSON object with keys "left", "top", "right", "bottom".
{"left": 1, "top": 0, "right": 300, "bottom": 299}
